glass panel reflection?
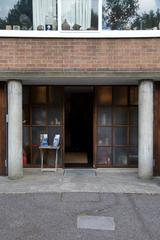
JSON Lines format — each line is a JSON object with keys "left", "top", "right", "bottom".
{"left": 96, "top": 147, "right": 112, "bottom": 165}
{"left": 48, "top": 107, "right": 62, "bottom": 125}
{"left": 102, "top": 0, "right": 160, "bottom": 30}
{"left": 98, "top": 106, "right": 112, "bottom": 125}
{"left": 128, "top": 147, "right": 138, "bottom": 166}
{"left": 23, "top": 106, "right": 30, "bottom": 125}
{"left": 97, "top": 127, "right": 112, "bottom": 145}
{"left": 114, "top": 127, "right": 128, "bottom": 145}
{"left": 32, "top": 107, "right": 46, "bottom": 125}
{"left": 0, "top": 0, "right": 33, "bottom": 30}
{"left": 113, "top": 147, "right": 128, "bottom": 166}
{"left": 32, "top": 147, "right": 46, "bottom": 165}
{"left": 130, "top": 107, "right": 138, "bottom": 125}
{"left": 130, "top": 127, "right": 138, "bottom": 145}
{"left": 114, "top": 107, "right": 128, "bottom": 125}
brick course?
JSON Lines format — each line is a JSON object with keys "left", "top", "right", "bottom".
{"left": 0, "top": 38, "right": 160, "bottom": 72}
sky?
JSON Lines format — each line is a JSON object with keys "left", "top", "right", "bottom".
{"left": 138, "top": 0, "right": 159, "bottom": 13}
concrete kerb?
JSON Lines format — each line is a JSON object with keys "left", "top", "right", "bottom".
{"left": 0, "top": 168, "right": 159, "bottom": 195}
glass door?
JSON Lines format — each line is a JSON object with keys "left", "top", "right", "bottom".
{"left": 23, "top": 86, "right": 64, "bottom": 168}
{"left": 94, "top": 86, "right": 138, "bottom": 168}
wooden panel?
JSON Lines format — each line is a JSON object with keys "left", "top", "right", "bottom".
{"left": 154, "top": 84, "right": 160, "bottom": 175}
{"left": 0, "top": 84, "right": 6, "bottom": 175}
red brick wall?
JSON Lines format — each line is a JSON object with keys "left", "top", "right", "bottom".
{"left": 0, "top": 38, "right": 159, "bottom": 71}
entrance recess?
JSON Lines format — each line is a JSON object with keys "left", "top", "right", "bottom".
{"left": 64, "top": 87, "right": 93, "bottom": 168}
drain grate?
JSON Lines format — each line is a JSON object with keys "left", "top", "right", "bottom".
{"left": 64, "top": 169, "right": 96, "bottom": 177}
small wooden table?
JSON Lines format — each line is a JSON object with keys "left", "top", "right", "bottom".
{"left": 39, "top": 145, "right": 60, "bottom": 172}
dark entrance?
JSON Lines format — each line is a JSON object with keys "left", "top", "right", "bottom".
{"left": 64, "top": 87, "right": 93, "bottom": 168}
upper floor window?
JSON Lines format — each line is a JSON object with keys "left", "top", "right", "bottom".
{"left": 0, "top": 0, "right": 160, "bottom": 31}
{"left": 61, "top": 0, "right": 98, "bottom": 31}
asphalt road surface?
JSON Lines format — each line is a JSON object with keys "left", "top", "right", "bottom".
{"left": 0, "top": 192, "right": 160, "bottom": 240}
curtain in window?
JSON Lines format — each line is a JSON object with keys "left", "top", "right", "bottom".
{"left": 62, "top": 0, "right": 92, "bottom": 30}
{"left": 32, "top": 0, "right": 57, "bottom": 30}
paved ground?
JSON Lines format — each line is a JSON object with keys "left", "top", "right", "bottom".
{"left": 0, "top": 168, "right": 160, "bottom": 194}
{"left": 0, "top": 192, "right": 160, "bottom": 240}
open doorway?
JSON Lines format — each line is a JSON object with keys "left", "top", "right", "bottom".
{"left": 64, "top": 87, "right": 93, "bottom": 168}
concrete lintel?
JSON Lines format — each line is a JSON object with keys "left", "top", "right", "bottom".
{"left": 0, "top": 71, "right": 160, "bottom": 82}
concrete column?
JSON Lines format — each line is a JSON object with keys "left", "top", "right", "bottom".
{"left": 138, "top": 80, "right": 154, "bottom": 179}
{"left": 8, "top": 80, "right": 23, "bottom": 179}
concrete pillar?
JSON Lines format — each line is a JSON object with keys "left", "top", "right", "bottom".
{"left": 8, "top": 80, "right": 23, "bottom": 179}
{"left": 138, "top": 80, "right": 154, "bottom": 179}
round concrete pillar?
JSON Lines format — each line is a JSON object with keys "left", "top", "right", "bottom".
{"left": 138, "top": 80, "right": 154, "bottom": 179}
{"left": 8, "top": 80, "right": 23, "bottom": 179}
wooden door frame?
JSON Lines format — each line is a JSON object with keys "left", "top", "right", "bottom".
{"left": 0, "top": 83, "right": 7, "bottom": 176}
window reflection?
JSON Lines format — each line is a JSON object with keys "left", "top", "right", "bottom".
{"left": 0, "top": 0, "right": 32, "bottom": 30}
{"left": 102, "top": 0, "right": 160, "bottom": 30}
{"left": 0, "top": 0, "right": 160, "bottom": 31}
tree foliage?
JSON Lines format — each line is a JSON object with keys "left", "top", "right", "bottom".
{"left": 103, "top": 0, "right": 139, "bottom": 29}
{"left": 132, "top": 9, "right": 160, "bottom": 30}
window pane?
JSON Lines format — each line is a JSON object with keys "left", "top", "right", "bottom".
{"left": 23, "top": 106, "right": 30, "bottom": 125}
{"left": 102, "top": 0, "right": 160, "bottom": 30}
{"left": 33, "top": 0, "right": 58, "bottom": 30}
{"left": 32, "top": 107, "right": 47, "bottom": 125}
{"left": 130, "top": 87, "right": 138, "bottom": 105}
{"left": 130, "top": 107, "right": 138, "bottom": 125}
{"left": 61, "top": 0, "right": 98, "bottom": 30}
{"left": 23, "top": 127, "right": 30, "bottom": 165}
{"left": 97, "top": 127, "right": 112, "bottom": 146}
{"left": 32, "top": 147, "right": 45, "bottom": 165}
{"left": 113, "top": 87, "right": 128, "bottom": 105}
{"left": 114, "top": 107, "right": 128, "bottom": 125}
{"left": 0, "top": 0, "right": 33, "bottom": 30}
{"left": 48, "top": 87, "right": 63, "bottom": 105}
{"left": 23, "top": 87, "right": 30, "bottom": 105}
{"left": 128, "top": 147, "right": 138, "bottom": 166}
{"left": 48, "top": 127, "right": 62, "bottom": 145}
{"left": 98, "top": 106, "right": 112, "bottom": 125}
{"left": 31, "top": 86, "right": 47, "bottom": 104}
{"left": 97, "top": 87, "right": 112, "bottom": 105}
{"left": 96, "top": 147, "right": 112, "bottom": 165}
{"left": 113, "top": 147, "right": 128, "bottom": 166}
{"left": 48, "top": 107, "right": 62, "bottom": 125}
{"left": 114, "top": 127, "right": 128, "bottom": 145}
{"left": 32, "top": 127, "right": 46, "bottom": 146}
{"left": 130, "top": 127, "right": 138, "bottom": 145}
{"left": 48, "top": 127, "right": 63, "bottom": 163}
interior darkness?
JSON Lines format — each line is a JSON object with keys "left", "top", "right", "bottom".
{"left": 65, "top": 89, "right": 93, "bottom": 168}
